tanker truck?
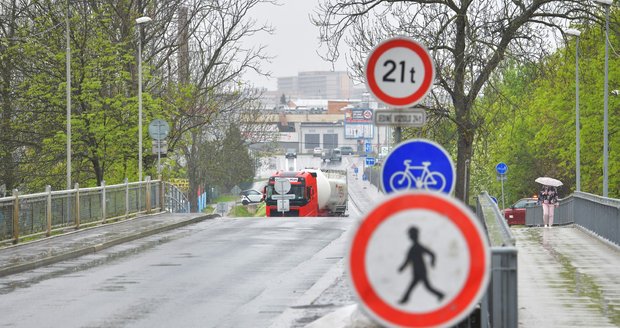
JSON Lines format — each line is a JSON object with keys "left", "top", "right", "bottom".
{"left": 264, "top": 169, "right": 348, "bottom": 217}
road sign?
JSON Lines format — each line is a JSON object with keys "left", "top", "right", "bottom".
{"left": 365, "top": 37, "right": 435, "bottom": 108}
{"left": 381, "top": 139, "right": 455, "bottom": 194}
{"left": 374, "top": 109, "right": 426, "bottom": 127}
{"left": 366, "top": 157, "right": 376, "bottom": 166}
{"left": 271, "top": 194, "right": 295, "bottom": 200}
{"left": 277, "top": 199, "right": 290, "bottom": 212}
{"left": 363, "top": 110, "right": 373, "bottom": 120}
{"left": 496, "top": 162, "right": 508, "bottom": 175}
{"left": 274, "top": 178, "right": 291, "bottom": 195}
{"left": 366, "top": 142, "right": 372, "bottom": 153}
{"left": 148, "top": 119, "right": 170, "bottom": 141}
{"left": 347, "top": 191, "right": 490, "bottom": 328}
{"left": 151, "top": 140, "right": 168, "bottom": 154}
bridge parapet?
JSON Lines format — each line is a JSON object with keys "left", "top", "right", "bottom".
{"left": 525, "top": 191, "right": 620, "bottom": 246}
{"left": 0, "top": 178, "right": 189, "bottom": 245}
{"left": 476, "top": 192, "right": 518, "bottom": 328}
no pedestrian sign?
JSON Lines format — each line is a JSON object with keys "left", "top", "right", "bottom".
{"left": 365, "top": 37, "right": 435, "bottom": 108}
{"left": 347, "top": 192, "right": 490, "bottom": 328}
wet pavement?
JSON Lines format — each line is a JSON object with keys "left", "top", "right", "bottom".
{"left": 0, "top": 212, "right": 216, "bottom": 277}
{"left": 514, "top": 226, "right": 620, "bottom": 327}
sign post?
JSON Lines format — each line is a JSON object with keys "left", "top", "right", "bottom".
{"left": 347, "top": 191, "right": 490, "bottom": 328}
{"left": 495, "top": 162, "right": 508, "bottom": 209}
{"left": 364, "top": 37, "right": 435, "bottom": 148}
{"left": 274, "top": 178, "right": 292, "bottom": 215}
{"left": 148, "top": 119, "right": 170, "bottom": 176}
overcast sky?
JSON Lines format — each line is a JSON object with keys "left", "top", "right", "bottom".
{"left": 244, "top": 0, "right": 349, "bottom": 90}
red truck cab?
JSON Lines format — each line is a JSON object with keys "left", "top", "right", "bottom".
{"left": 264, "top": 171, "right": 319, "bottom": 217}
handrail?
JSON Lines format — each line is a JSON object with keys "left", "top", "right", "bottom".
{"left": 477, "top": 191, "right": 516, "bottom": 247}
{"left": 0, "top": 177, "right": 190, "bottom": 245}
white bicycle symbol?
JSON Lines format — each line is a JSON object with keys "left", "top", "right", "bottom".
{"left": 389, "top": 160, "right": 447, "bottom": 192}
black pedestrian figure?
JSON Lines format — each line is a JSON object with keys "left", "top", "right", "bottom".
{"left": 398, "top": 226, "right": 444, "bottom": 304}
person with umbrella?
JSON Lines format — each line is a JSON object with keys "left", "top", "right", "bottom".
{"left": 536, "top": 177, "right": 561, "bottom": 227}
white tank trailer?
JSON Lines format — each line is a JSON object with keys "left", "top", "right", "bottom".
{"left": 307, "top": 169, "right": 348, "bottom": 216}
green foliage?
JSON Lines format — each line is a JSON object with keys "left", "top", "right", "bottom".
{"left": 472, "top": 16, "right": 620, "bottom": 203}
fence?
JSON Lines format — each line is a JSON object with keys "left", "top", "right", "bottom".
{"left": 476, "top": 191, "right": 518, "bottom": 328}
{"left": 525, "top": 191, "right": 620, "bottom": 246}
{"left": 0, "top": 177, "right": 190, "bottom": 245}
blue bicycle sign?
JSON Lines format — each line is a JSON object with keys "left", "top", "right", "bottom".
{"left": 389, "top": 160, "right": 446, "bottom": 191}
{"left": 381, "top": 139, "right": 455, "bottom": 194}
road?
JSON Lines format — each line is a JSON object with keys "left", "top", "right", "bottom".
{"left": 0, "top": 154, "right": 380, "bottom": 328}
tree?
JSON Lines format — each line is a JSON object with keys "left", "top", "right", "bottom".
{"left": 312, "top": 0, "right": 601, "bottom": 200}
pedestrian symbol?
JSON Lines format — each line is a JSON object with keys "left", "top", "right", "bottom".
{"left": 398, "top": 226, "right": 444, "bottom": 304}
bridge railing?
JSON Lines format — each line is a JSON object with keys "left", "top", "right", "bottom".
{"left": 476, "top": 191, "right": 518, "bottom": 328}
{"left": 0, "top": 178, "right": 190, "bottom": 245}
{"left": 525, "top": 191, "right": 620, "bottom": 246}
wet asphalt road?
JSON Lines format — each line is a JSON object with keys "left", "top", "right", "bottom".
{"left": 0, "top": 217, "right": 355, "bottom": 327}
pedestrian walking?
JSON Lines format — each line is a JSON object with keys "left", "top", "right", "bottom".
{"left": 538, "top": 185, "right": 559, "bottom": 227}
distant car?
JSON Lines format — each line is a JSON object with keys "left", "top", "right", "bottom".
{"left": 240, "top": 189, "right": 263, "bottom": 205}
{"left": 321, "top": 148, "right": 342, "bottom": 162}
{"left": 340, "top": 146, "right": 355, "bottom": 155}
{"left": 313, "top": 147, "right": 322, "bottom": 157}
{"left": 503, "top": 197, "right": 538, "bottom": 225}
{"left": 285, "top": 149, "right": 297, "bottom": 159}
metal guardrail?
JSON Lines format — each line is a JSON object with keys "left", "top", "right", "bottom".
{"left": 476, "top": 191, "right": 518, "bottom": 328}
{"left": 0, "top": 177, "right": 190, "bottom": 244}
{"left": 525, "top": 191, "right": 620, "bottom": 246}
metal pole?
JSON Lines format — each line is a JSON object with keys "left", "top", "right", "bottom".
{"left": 66, "top": 0, "right": 72, "bottom": 226}
{"left": 602, "top": 5, "right": 609, "bottom": 197}
{"left": 575, "top": 35, "right": 581, "bottom": 192}
{"left": 501, "top": 176, "right": 505, "bottom": 210}
{"left": 66, "top": 0, "right": 71, "bottom": 191}
{"left": 138, "top": 28, "right": 143, "bottom": 183}
{"left": 395, "top": 126, "right": 402, "bottom": 144}
{"left": 157, "top": 124, "right": 161, "bottom": 176}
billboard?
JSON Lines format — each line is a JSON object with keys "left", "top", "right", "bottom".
{"left": 345, "top": 108, "right": 374, "bottom": 123}
{"left": 345, "top": 123, "right": 374, "bottom": 139}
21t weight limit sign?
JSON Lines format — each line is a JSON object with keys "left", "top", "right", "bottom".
{"left": 365, "top": 37, "right": 435, "bottom": 108}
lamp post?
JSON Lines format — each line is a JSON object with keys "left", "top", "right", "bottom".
{"left": 593, "top": 0, "right": 612, "bottom": 196}
{"left": 566, "top": 28, "right": 581, "bottom": 192}
{"left": 66, "top": 0, "right": 71, "bottom": 191}
{"left": 136, "top": 16, "right": 152, "bottom": 183}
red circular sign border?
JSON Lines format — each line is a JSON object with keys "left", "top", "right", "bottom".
{"left": 365, "top": 37, "right": 435, "bottom": 108}
{"left": 348, "top": 192, "right": 489, "bottom": 328}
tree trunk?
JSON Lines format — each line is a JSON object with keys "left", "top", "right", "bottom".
{"left": 454, "top": 100, "right": 475, "bottom": 203}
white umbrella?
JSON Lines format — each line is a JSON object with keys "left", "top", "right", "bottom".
{"left": 535, "top": 177, "right": 563, "bottom": 187}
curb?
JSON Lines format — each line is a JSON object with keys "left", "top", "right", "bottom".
{"left": 0, "top": 214, "right": 217, "bottom": 277}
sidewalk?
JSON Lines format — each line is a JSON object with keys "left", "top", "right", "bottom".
{"left": 0, "top": 212, "right": 216, "bottom": 277}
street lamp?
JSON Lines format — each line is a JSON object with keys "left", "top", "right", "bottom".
{"left": 566, "top": 28, "right": 581, "bottom": 192}
{"left": 593, "top": 0, "right": 612, "bottom": 196}
{"left": 66, "top": 0, "right": 71, "bottom": 191}
{"left": 136, "top": 16, "right": 152, "bottom": 182}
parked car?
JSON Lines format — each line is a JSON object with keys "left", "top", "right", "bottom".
{"left": 285, "top": 149, "right": 297, "bottom": 159}
{"left": 240, "top": 189, "right": 263, "bottom": 205}
{"left": 313, "top": 147, "right": 323, "bottom": 157}
{"left": 503, "top": 197, "right": 538, "bottom": 225}
{"left": 321, "top": 148, "right": 342, "bottom": 162}
{"left": 340, "top": 146, "right": 355, "bottom": 155}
